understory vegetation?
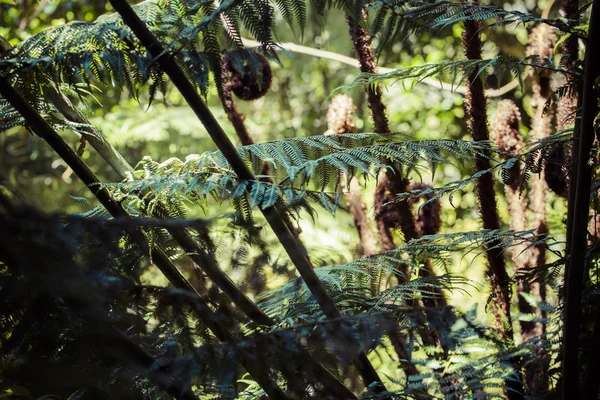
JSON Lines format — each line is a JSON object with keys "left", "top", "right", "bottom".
{"left": 1, "top": 0, "right": 599, "bottom": 398}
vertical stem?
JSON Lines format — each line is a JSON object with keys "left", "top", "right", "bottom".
{"left": 462, "top": 18, "right": 513, "bottom": 337}
{"left": 562, "top": 0, "right": 580, "bottom": 295}
{"left": 562, "top": 1, "right": 600, "bottom": 397}
{"left": 462, "top": 17, "right": 523, "bottom": 397}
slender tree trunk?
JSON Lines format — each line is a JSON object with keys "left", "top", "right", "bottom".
{"left": 563, "top": 1, "right": 600, "bottom": 397}
{"left": 462, "top": 17, "right": 513, "bottom": 337}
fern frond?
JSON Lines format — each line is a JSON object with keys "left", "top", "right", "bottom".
{"left": 368, "top": 0, "right": 585, "bottom": 52}
{"left": 0, "top": 0, "right": 277, "bottom": 117}
{"left": 257, "top": 228, "right": 554, "bottom": 325}
{"left": 107, "top": 134, "right": 503, "bottom": 216}
{"left": 332, "top": 55, "right": 575, "bottom": 96}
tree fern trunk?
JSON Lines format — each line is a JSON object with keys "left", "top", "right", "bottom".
{"left": 345, "top": 16, "right": 418, "bottom": 254}
{"left": 462, "top": 18, "right": 513, "bottom": 337}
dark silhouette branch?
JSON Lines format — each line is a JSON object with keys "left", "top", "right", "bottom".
{"left": 564, "top": 0, "right": 600, "bottom": 397}
{"left": 107, "top": 0, "right": 385, "bottom": 391}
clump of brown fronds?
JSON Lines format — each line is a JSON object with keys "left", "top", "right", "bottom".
{"left": 222, "top": 50, "right": 272, "bottom": 102}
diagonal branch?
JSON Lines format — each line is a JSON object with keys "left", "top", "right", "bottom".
{"left": 107, "top": 0, "right": 386, "bottom": 392}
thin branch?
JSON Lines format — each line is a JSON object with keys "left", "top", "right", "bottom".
{"left": 242, "top": 37, "right": 519, "bottom": 97}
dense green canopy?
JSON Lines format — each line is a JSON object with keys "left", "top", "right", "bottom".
{"left": 0, "top": 0, "right": 597, "bottom": 399}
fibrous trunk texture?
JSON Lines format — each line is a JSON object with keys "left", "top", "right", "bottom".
{"left": 345, "top": 12, "right": 444, "bottom": 354}
{"left": 346, "top": 15, "right": 418, "bottom": 254}
{"left": 462, "top": 18, "right": 512, "bottom": 336}
{"left": 491, "top": 99, "right": 547, "bottom": 395}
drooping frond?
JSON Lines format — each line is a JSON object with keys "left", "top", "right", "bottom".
{"left": 257, "top": 263, "right": 468, "bottom": 324}
{"left": 406, "top": 229, "right": 560, "bottom": 261}
{"left": 368, "top": 0, "right": 585, "bottom": 52}
{"left": 393, "top": 130, "right": 573, "bottom": 205}
{"left": 256, "top": 227, "right": 556, "bottom": 324}
{"left": 332, "top": 55, "right": 575, "bottom": 96}
{"left": 0, "top": 0, "right": 283, "bottom": 119}
{"left": 108, "top": 133, "right": 501, "bottom": 217}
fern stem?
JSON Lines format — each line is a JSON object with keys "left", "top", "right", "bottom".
{"left": 562, "top": 0, "right": 581, "bottom": 279}
{"left": 462, "top": 18, "right": 513, "bottom": 337}
{"left": 561, "top": 0, "right": 580, "bottom": 67}
{"left": 108, "top": 0, "right": 386, "bottom": 392}
{"left": 327, "top": 94, "right": 379, "bottom": 293}
{"left": 0, "top": 77, "right": 290, "bottom": 400}
{"left": 344, "top": 16, "right": 418, "bottom": 255}
{"left": 518, "top": 25, "right": 558, "bottom": 394}
{"left": 563, "top": 0, "right": 600, "bottom": 396}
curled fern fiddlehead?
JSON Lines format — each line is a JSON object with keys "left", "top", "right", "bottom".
{"left": 222, "top": 49, "right": 272, "bottom": 101}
